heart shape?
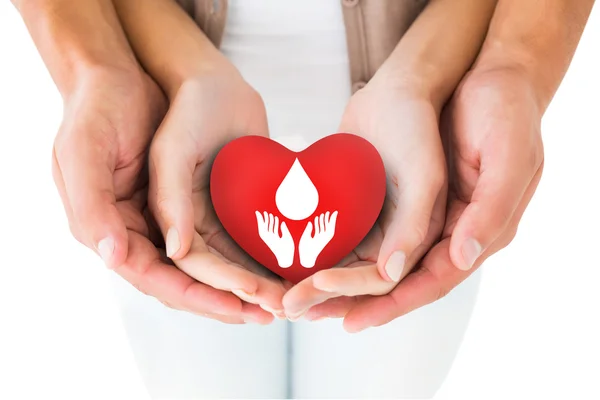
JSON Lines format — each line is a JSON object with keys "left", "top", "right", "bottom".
{"left": 210, "top": 133, "right": 386, "bottom": 283}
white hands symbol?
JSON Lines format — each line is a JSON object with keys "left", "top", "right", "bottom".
{"left": 255, "top": 211, "right": 295, "bottom": 268}
{"left": 298, "top": 211, "right": 338, "bottom": 268}
{"left": 256, "top": 210, "right": 339, "bottom": 269}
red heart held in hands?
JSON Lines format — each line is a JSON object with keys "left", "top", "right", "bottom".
{"left": 210, "top": 133, "right": 386, "bottom": 284}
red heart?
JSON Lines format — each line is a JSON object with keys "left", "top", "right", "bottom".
{"left": 210, "top": 133, "right": 386, "bottom": 284}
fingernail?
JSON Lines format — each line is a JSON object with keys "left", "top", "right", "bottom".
{"left": 97, "top": 237, "right": 115, "bottom": 268}
{"left": 243, "top": 315, "right": 259, "bottom": 324}
{"left": 259, "top": 304, "right": 285, "bottom": 319}
{"left": 232, "top": 289, "right": 256, "bottom": 303}
{"left": 385, "top": 251, "right": 406, "bottom": 282}
{"left": 166, "top": 227, "right": 180, "bottom": 258}
{"left": 287, "top": 309, "right": 308, "bottom": 322}
{"left": 461, "top": 238, "right": 482, "bottom": 270}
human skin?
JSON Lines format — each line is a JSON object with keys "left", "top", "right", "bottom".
{"left": 12, "top": 0, "right": 271, "bottom": 323}
{"left": 113, "top": 0, "right": 497, "bottom": 321}
{"left": 112, "top": 0, "right": 288, "bottom": 321}
{"left": 282, "top": 0, "right": 498, "bottom": 320}
{"left": 302, "top": 0, "right": 596, "bottom": 332}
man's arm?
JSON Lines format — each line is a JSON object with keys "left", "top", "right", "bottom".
{"left": 112, "top": 0, "right": 234, "bottom": 100}
{"left": 474, "top": 0, "right": 596, "bottom": 111}
{"left": 374, "top": 0, "right": 498, "bottom": 113}
{"left": 12, "top": 0, "right": 142, "bottom": 97}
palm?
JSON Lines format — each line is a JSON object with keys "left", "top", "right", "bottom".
{"left": 332, "top": 89, "right": 445, "bottom": 282}
{"left": 148, "top": 75, "right": 289, "bottom": 313}
{"left": 306, "top": 70, "right": 545, "bottom": 331}
{"left": 282, "top": 88, "right": 447, "bottom": 314}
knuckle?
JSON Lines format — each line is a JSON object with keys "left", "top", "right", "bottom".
{"left": 412, "top": 220, "right": 430, "bottom": 247}
{"left": 435, "top": 285, "right": 452, "bottom": 302}
{"left": 151, "top": 186, "right": 174, "bottom": 218}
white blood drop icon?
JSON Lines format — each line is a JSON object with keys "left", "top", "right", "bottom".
{"left": 255, "top": 157, "right": 338, "bottom": 269}
{"left": 275, "top": 158, "right": 319, "bottom": 221}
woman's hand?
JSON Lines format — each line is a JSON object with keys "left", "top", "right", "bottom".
{"left": 282, "top": 79, "right": 447, "bottom": 320}
{"left": 147, "top": 67, "right": 288, "bottom": 321}
{"left": 303, "top": 67, "right": 544, "bottom": 331}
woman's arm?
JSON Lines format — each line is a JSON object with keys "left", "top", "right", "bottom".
{"left": 112, "top": 0, "right": 235, "bottom": 100}
{"left": 374, "top": 0, "right": 498, "bottom": 113}
{"left": 473, "top": 0, "right": 595, "bottom": 111}
{"left": 11, "top": 0, "right": 141, "bottom": 97}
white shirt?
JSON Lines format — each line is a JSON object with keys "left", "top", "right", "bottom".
{"left": 220, "top": 0, "right": 352, "bottom": 147}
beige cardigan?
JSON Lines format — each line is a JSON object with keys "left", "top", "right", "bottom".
{"left": 174, "top": 0, "right": 429, "bottom": 93}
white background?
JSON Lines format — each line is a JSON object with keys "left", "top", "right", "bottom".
{"left": 0, "top": 2, "right": 599, "bottom": 399}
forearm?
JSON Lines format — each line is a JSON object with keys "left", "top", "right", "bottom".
{"left": 113, "top": 0, "right": 234, "bottom": 100}
{"left": 13, "top": 0, "right": 141, "bottom": 96}
{"left": 374, "top": 0, "right": 498, "bottom": 112}
{"left": 473, "top": 0, "right": 595, "bottom": 111}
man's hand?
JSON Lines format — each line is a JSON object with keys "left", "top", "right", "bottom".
{"left": 52, "top": 68, "right": 164, "bottom": 268}
{"left": 303, "top": 67, "right": 544, "bottom": 331}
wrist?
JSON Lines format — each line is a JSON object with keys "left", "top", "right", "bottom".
{"left": 368, "top": 65, "right": 444, "bottom": 114}
{"left": 473, "top": 42, "right": 554, "bottom": 113}
{"left": 168, "top": 57, "right": 242, "bottom": 100}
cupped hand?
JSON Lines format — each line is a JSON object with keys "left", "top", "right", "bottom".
{"left": 148, "top": 67, "right": 288, "bottom": 319}
{"left": 282, "top": 79, "right": 448, "bottom": 320}
{"left": 303, "top": 67, "right": 544, "bottom": 331}
{"left": 52, "top": 67, "right": 271, "bottom": 324}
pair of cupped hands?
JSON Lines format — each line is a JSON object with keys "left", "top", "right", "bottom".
{"left": 52, "top": 60, "right": 544, "bottom": 333}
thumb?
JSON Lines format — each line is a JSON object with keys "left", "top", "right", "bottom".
{"left": 148, "top": 133, "right": 196, "bottom": 260}
{"left": 450, "top": 150, "right": 538, "bottom": 271}
{"left": 377, "top": 178, "right": 445, "bottom": 283}
{"left": 56, "top": 138, "right": 128, "bottom": 269}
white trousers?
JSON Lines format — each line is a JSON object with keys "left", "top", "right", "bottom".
{"left": 111, "top": 270, "right": 481, "bottom": 399}
{"left": 111, "top": 1, "right": 482, "bottom": 398}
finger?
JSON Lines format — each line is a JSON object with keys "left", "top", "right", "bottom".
{"left": 268, "top": 213, "right": 274, "bottom": 233}
{"left": 282, "top": 275, "right": 336, "bottom": 319}
{"left": 314, "top": 216, "right": 320, "bottom": 234}
{"left": 174, "top": 232, "right": 260, "bottom": 295}
{"left": 241, "top": 302, "right": 276, "bottom": 325}
{"left": 312, "top": 262, "right": 396, "bottom": 297}
{"left": 52, "top": 149, "right": 78, "bottom": 238}
{"left": 305, "top": 296, "right": 358, "bottom": 321}
{"left": 325, "top": 211, "right": 330, "bottom": 227}
{"left": 55, "top": 135, "right": 128, "bottom": 269}
{"left": 377, "top": 170, "right": 444, "bottom": 283}
{"left": 148, "top": 130, "right": 196, "bottom": 261}
{"left": 207, "top": 247, "right": 288, "bottom": 316}
{"left": 283, "top": 261, "right": 375, "bottom": 318}
{"left": 449, "top": 147, "right": 541, "bottom": 270}
{"left": 343, "top": 169, "right": 543, "bottom": 333}
{"left": 274, "top": 216, "right": 280, "bottom": 236}
{"left": 114, "top": 230, "right": 243, "bottom": 317}
{"left": 342, "top": 238, "right": 472, "bottom": 333}
{"left": 470, "top": 162, "right": 544, "bottom": 262}
{"left": 319, "top": 214, "right": 325, "bottom": 233}
{"left": 339, "top": 165, "right": 544, "bottom": 333}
